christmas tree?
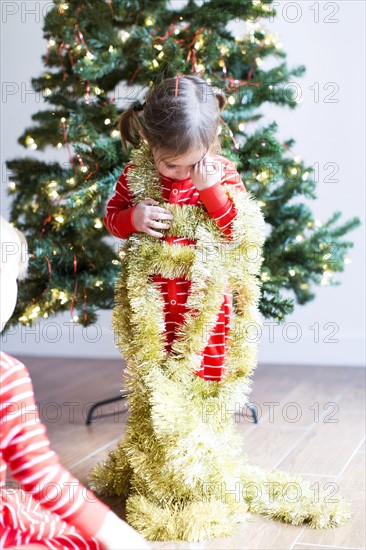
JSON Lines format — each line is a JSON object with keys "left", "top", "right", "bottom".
{"left": 5, "top": 0, "right": 360, "bottom": 329}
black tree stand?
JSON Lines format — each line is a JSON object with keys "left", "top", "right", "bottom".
{"left": 86, "top": 393, "right": 258, "bottom": 425}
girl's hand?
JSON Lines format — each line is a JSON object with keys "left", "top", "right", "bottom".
{"left": 132, "top": 199, "right": 173, "bottom": 238}
{"left": 190, "top": 154, "right": 224, "bottom": 191}
{"left": 95, "top": 511, "right": 151, "bottom": 549}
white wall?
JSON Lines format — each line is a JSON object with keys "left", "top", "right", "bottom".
{"left": 1, "top": 1, "right": 365, "bottom": 366}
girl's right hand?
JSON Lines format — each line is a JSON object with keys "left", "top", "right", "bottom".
{"left": 132, "top": 199, "right": 173, "bottom": 238}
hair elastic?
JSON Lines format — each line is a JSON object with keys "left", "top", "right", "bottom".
{"left": 133, "top": 101, "right": 145, "bottom": 112}
{"left": 174, "top": 73, "right": 189, "bottom": 96}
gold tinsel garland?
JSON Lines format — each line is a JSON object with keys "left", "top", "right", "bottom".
{"left": 89, "top": 141, "right": 352, "bottom": 541}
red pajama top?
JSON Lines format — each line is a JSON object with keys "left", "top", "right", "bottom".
{"left": 104, "top": 154, "right": 247, "bottom": 382}
{"left": 0, "top": 351, "right": 108, "bottom": 548}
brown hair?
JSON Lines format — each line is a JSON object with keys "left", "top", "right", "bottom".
{"left": 117, "top": 75, "right": 227, "bottom": 162}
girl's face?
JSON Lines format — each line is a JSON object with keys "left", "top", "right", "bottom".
{"left": 152, "top": 147, "right": 208, "bottom": 181}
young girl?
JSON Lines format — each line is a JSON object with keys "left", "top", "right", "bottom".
{"left": 0, "top": 216, "right": 150, "bottom": 549}
{"left": 92, "top": 75, "right": 350, "bottom": 541}
{"left": 104, "top": 74, "right": 246, "bottom": 382}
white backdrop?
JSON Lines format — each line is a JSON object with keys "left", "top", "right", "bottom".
{"left": 1, "top": 1, "right": 365, "bottom": 366}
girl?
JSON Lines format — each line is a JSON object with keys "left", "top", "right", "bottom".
{"left": 104, "top": 74, "right": 246, "bottom": 382}
{"left": 92, "top": 75, "right": 351, "bottom": 541}
{"left": 0, "top": 216, "right": 150, "bottom": 549}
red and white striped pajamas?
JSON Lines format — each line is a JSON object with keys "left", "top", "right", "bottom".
{"left": 0, "top": 351, "right": 109, "bottom": 549}
{"left": 104, "top": 155, "right": 247, "bottom": 382}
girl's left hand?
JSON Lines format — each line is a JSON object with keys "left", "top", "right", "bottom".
{"left": 190, "top": 154, "right": 224, "bottom": 191}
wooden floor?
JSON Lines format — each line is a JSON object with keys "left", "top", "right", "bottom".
{"left": 13, "top": 355, "right": 365, "bottom": 550}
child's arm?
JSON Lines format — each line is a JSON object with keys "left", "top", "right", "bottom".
{"left": 197, "top": 157, "right": 247, "bottom": 240}
{"left": 104, "top": 164, "right": 138, "bottom": 239}
{"left": 0, "top": 353, "right": 109, "bottom": 538}
{"left": 0, "top": 354, "right": 149, "bottom": 548}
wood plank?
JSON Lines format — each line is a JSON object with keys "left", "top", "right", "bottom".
{"left": 275, "top": 410, "right": 365, "bottom": 476}
{"left": 7, "top": 357, "right": 363, "bottom": 550}
{"left": 296, "top": 453, "right": 365, "bottom": 549}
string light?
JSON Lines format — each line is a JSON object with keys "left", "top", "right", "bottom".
{"left": 81, "top": 166, "right": 89, "bottom": 173}
{"left": 321, "top": 271, "right": 332, "bottom": 285}
{"left": 104, "top": 118, "right": 111, "bottom": 125}
{"left": 48, "top": 39, "right": 56, "bottom": 46}
{"left": 239, "top": 123, "right": 246, "bottom": 131}
{"left": 86, "top": 51, "right": 94, "bottom": 60}
{"left": 228, "top": 96, "right": 235, "bottom": 105}
{"left": 302, "top": 171, "right": 310, "bottom": 181}
{"left": 66, "top": 177, "right": 76, "bottom": 185}
{"left": 118, "top": 30, "right": 130, "bottom": 42}
{"left": 145, "top": 17, "right": 154, "bottom": 26}
{"left": 108, "top": 45, "right": 114, "bottom": 52}
{"left": 255, "top": 171, "right": 270, "bottom": 183}
{"left": 8, "top": 181, "right": 16, "bottom": 191}
{"left": 94, "top": 218, "right": 103, "bottom": 229}
{"left": 56, "top": 142, "right": 63, "bottom": 149}
{"left": 289, "top": 269, "right": 296, "bottom": 276}
{"left": 51, "top": 288, "right": 69, "bottom": 304}
{"left": 111, "top": 130, "right": 119, "bottom": 138}
{"left": 295, "top": 235, "right": 304, "bottom": 242}
{"left": 25, "top": 136, "right": 35, "bottom": 147}
{"left": 154, "top": 44, "right": 163, "bottom": 51}
{"left": 44, "top": 88, "right": 52, "bottom": 97}
{"left": 55, "top": 215, "right": 65, "bottom": 223}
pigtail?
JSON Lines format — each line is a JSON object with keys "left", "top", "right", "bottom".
{"left": 215, "top": 88, "right": 227, "bottom": 112}
{"left": 117, "top": 105, "right": 144, "bottom": 155}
